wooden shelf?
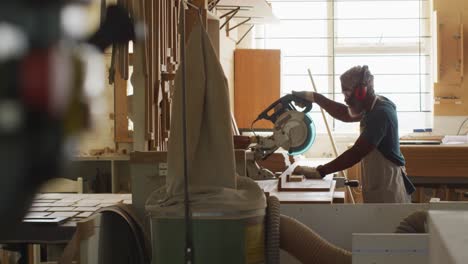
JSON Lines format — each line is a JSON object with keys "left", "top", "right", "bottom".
{"left": 73, "top": 155, "right": 130, "bottom": 161}
{"left": 434, "top": 98, "right": 462, "bottom": 105}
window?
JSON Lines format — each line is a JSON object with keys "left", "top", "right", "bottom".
{"left": 254, "top": 0, "right": 432, "bottom": 134}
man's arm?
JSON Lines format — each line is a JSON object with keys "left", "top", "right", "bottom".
{"left": 318, "top": 134, "right": 375, "bottom": 176}
{"left": 314, "top": 93, "right": 362, "bottom": 123}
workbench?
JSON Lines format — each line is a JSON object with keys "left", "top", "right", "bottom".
{"left": 0, "top": 193, "right": 131, "bottom": 244}
{"left": 256, "top": 159, "right": 344, "bottom": 204}
{"left": 400, "top": 145, "right": 468, "bottom": 178}
{"left": 347, "top": 144, "right": 468, "bottom": 203}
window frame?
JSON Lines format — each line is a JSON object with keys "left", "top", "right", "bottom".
{"left": 255, "top": 0, "right": 432, "bottom": 133}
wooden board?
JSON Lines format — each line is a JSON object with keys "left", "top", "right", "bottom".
{"left": 234, "top": 49, "right": 281, "bottom": 129}
{"left": 47, "top": 207, "right": 76, "bottom": 212}
{"left": 401, "top": 145, "right": 468, "bottom": 177}
{"left": 278, "top": 174, "right": 333, "bottom": 192}
{"left": 74, "top": 207, "right": 100, "bottom": 212}
{"left": 114, "top": 69, "right": 132, "bottom": 142}
{"left": 277, "top": 161, "right": 333, "bottom": 192}
{"left": 287, "top": 174, "right": 304, "bottom": 182}
{"left": 23, "top": 216, "right": 69, "bottom": 224}
{"left": 77, "top": 212, "right": 94, "bottom": 218}
{"left": 25, "top": 212, "right": 51, "bottom": 218}
{"left": 49, "top": 202, "right": 75, "bottom": 207}
{"left": 257, "top": 151, "right": 295, "bottom": 174}
{"left": 31, "top": 203, "right": 54, "bottom": 207}
{"left": 255, "top": 158, "right": 337, "bottom": 204}
{"left": 48, "top": 212, "right": 79, "bottom": 218}
{"left": 257, "top": 179, "right": 336, "bottom": 204}
{"left": 29, "top": 207, "right": 50, "bottom": 212}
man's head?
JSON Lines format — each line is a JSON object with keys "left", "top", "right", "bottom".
{"left": 340, "top": 65, "right": 375, "bottom": 115}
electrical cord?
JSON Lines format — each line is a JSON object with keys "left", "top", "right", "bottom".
{"left": 456, "top": 118, "right": 468, "bottom": 135}
{"left": 250, "top": 119, "right": 258, "bottom": 139}
{"left": 180, "top": 1, "right": 194, "bottom": 263}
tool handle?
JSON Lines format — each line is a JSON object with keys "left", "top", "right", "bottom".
{"left": 345, "top": 180, "right": 360, "bottom": 188}
{"left": 256, "top": 94, "right": 312, "bottom": 123}
{"left": 290, "top": 94, "right": 313, "bottom": 113}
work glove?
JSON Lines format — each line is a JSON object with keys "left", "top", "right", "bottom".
{"left": 293, "top": 165, "right": 324, "bottom": 179}
{"left": 292, "top": 91, "right": 315, "bottom": 108}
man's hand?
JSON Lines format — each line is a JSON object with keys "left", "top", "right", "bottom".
{"left": 293, "top": 165, "right": 324, "bottom": 179}
{"left": 292, "top": 91, "right": 315, "bottom": 108}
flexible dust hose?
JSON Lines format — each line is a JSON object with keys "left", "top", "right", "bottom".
{"left": 395, "top": 210, "right": 428, "bottom": 233}
{"left": 265, "top": 196, "right": 280, "bottom": 264}
{"left": 265, "top": 195, "right": 351, "bottom": 264}
{"left": 279, "top": 215, "right": 352, "bottom": 264}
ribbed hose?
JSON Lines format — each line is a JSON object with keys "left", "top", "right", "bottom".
{"left": 280, "top": 215, "right": 352, "bottom": 264}
{"left": 395, "top": 210, "right": 428, "bottom": 233}
{"left": 265, "top": 195, "right": 351, "bottom": 264}
{"left": 265, "top": 196, "right": 280, "bottom": 264}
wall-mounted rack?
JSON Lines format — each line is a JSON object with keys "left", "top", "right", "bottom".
{"left": 212, "top": 0, "right": 277, "bottom": 44}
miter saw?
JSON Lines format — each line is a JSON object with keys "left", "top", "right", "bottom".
{"left": 246, "top": 94, "right": 316, "bottom": 180}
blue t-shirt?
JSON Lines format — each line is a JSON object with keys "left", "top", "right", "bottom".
{"left": 360, "top": 96, "right": 406, "bottom": 166}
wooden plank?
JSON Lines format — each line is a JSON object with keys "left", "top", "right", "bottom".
{"left": 48, "top": 212, "right": 79, "bottom": 218}
{"left": 333, "top": 191, "right": 345, "bottom": 203}
{"left": 47, "top": 207, "right": 76, "bottom": 212}
{"left": 77, "top": 212, "right": 94, "bottom": 218}
{"left": 287, "top": 174, "right": 304, "bottom": 182}
{"left": 25, "top": 212, "right": 51, "bottom": 218}
{"left": 278, "top": 175, "right": 332, "bottom": 192}
{"left": 114, "top": 69, "right": 131, "bottom": 142}
{"left": 98, "top": 203, "right": 116, "bottom": 208}
{"left": 401, "top": 145, "right": 468, "bottom": 177}
{"left": 31, "top": 203, "right": 54, "bottom": 207}
{"left": 152, "top": 0, "right": 161, "bottom": 150}
{"left": 98, "top": 198, "right": 125, "bottom": 203}
{"left": 146, "top": 0, "right": 154, "bottom": 144}
{"left": 23, "top": 216, "right": 69, "bottom": 224}
{"left": 37, "top": 193, "right": 69, "bottom": 199}
{"left": 130, "top": 151, "right": 167, "bottom": 163}
{"left": 277, "top": 162, "right": 332, "bottom": 192}
{"left": 29, "top": 207, "right": 50, "bottom": 212}
{"left": 74, "top": 207, "right": 100, "bottom": 212}
{"left": 33, "top": 199, "right": 59, "bottom": 203}
{"left": 74, "top": 202, "right": 100, "bottom": 207}
{"left": 270, "top": 181, "right": 336, "bottom": 204}
{"left": 257, "top": 152, "right": 294, "bottom": 174}
{"left": 49, "top": 202, "right": 75, "bottom": 207}
{"left": 234, "top": 49, "right": 281, "bottom": 129}
{"left": 59, "top": 198, "right": 82, "bottom": 202}
{"left": 76, "top": 199, "right": 102, "bottom": 204}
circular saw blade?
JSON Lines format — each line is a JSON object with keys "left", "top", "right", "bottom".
{"left": 274, "top": 111, "right": 316, "bottom": 155}
{"left": 288, "top": 113, "right": 316, "bottom": 155}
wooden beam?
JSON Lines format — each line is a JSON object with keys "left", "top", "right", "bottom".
{"left": 114, "top": 69, "right": 131, "bottom": 142}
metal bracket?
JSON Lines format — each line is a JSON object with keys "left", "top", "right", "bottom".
{"left": 236, "top": 24, "right": 254, "bottom": 45}
{"left": 208, "top": 0, "right": 220, "bottom": 11}
{"left": 227, "top": 17, "right": 251, "bottom": 32}
{"left": 219, "top": 7, "right": 240, "bottom": 29}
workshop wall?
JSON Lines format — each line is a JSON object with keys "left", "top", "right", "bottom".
{"left": 432, "top": 0, "right": 468, "bottom": 134}
{"left": 219, "top": 24, "right": 238, "bottom": 113}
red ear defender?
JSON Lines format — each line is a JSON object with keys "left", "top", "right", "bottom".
{"left": 354, "top": 86, "right": 367, "bottom": 101}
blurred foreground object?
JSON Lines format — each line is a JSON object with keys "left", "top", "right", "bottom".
{"left": 0, "top": 0, "right": 137, "bottom": 235}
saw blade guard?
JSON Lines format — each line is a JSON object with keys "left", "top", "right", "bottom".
{"left": 272, "top": 111, "right": 316, "bottom": 156}
{"left": 286, "top": 113, "right": 316, "bottom": 155}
